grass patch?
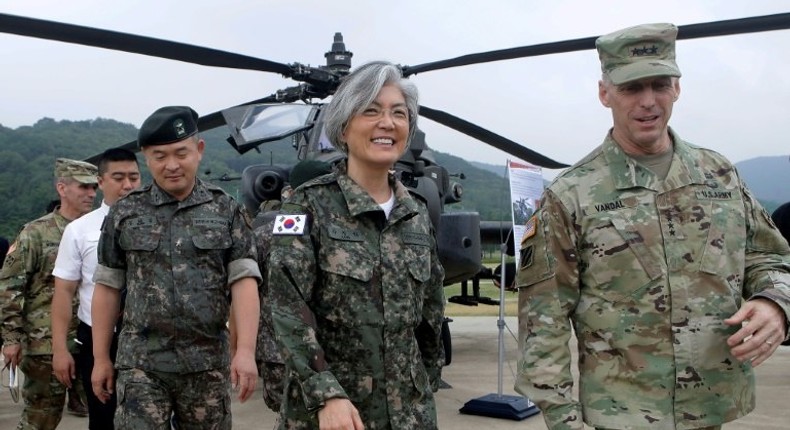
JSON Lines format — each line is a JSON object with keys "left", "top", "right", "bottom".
{"left": 444, "top": 279, "right": 519, "bottom": 317}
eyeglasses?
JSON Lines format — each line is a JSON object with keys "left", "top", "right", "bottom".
{"left": 359, "top": 106, "right": 410, "bottom": 123}
{"left": 1, "top": 362, "right": 20, "bottom": 403}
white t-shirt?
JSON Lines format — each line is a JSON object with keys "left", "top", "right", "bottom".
{"left": 53, "top": 202, "right": 110, "bottom": 326}
{"left": 379, "top": 192, "right": 395, "bottom": 219}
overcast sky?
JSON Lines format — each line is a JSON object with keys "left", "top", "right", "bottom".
{"left": 2, "top": 1, "right": 788, "bottom": 179}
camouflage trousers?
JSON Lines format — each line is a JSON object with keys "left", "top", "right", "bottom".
{"left": 17, "top": 354, "right": 67, "bottom": 430}
{"left": 115, "top": 367, "right": 231, "bottom": 430}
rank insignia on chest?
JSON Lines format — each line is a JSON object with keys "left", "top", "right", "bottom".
{"left": 273, "top": 214, "right": 307, "bottom": 235}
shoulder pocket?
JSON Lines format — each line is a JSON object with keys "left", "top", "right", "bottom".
{"left": 319, "top": 224, "right": 373, "bottom": 282}
{"left": 516, "top": 214, "right": 554, "bottom": 288}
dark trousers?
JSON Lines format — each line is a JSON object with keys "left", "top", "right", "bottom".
{"left": 77, "top": 321, "right": 119, "bottom": 430}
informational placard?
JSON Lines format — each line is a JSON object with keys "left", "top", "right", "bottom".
{"left": 507, "top": 160, "right": 544, "bottom": 268}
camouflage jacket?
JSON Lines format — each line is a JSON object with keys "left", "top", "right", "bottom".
{"left": 94, "top": 179, "right": 261, "bottom": 373}
{"left": 0, "top": 210, "right": 78, "bottom": 355}
{"left": 515, "top": 129, "right": 790, "bottom": 430}
{"left": 268, "top": 164, "right": 445, "bottom": 429}
{"left": 252, "top": 201, "right": 287, "bottom": 412}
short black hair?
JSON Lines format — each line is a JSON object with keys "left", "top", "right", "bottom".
{"left": 98, "top": 148, "right": 139, "bottom": 175}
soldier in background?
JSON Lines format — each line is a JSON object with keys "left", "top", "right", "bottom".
{"left": 0, "top": 158, "right": 98, "bottom": 429}
{"left": 515, "top": 23, "right": 790, "bottom": 430}
{"left": 90, "top": 106, "right": 260, "bottom": 429}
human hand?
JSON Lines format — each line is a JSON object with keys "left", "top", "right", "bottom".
{"left": 2, "top": 344, "right": 22, "bottom": 367}
{"left": 91, "top": 357, "right": 115, "bottom": 404}
{"left": 52, "top": 349, "right": 75, "bottom": 388}
{"left": 725, "top": 298, "right": 787, "bottom": 367}
{"left": 317, "top": 398, "right": 364, "bottom": 430}
{"left": 230, "top": 350, "right": 258, "bottom": 403}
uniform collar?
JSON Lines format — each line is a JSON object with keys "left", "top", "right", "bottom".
{"left": 602, "top": 127, "right": 707, "bottom": 191}
{"left": 99, "top": 201, "right": 111, "bottom": 215}
{"left": 149, "top": 178, "right": 213, "bottom": 208}
{"left": 335, "top": 160, "right": 420, "bottom": 222}
{"left": 53, "top": 208, "right": 72, "bottom": 232}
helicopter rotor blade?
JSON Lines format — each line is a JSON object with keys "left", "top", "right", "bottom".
{"left": 83, "top": 93, "right": 284, "bottom": 164}
{"left": 419, "top": 105, "right": 568, "bottom": 169}
{"left": 0, "top": 13, "right": 293, "bottom": 76}
{"left": 403, "top": 12, "right": 790, "bottom": 76}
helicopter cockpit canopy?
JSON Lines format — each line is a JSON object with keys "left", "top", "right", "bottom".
{"left": 222, "top": 103, "right": 317, "bottom": 154}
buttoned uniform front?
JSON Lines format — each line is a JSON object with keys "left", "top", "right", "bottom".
{"left": 268, "top": 162, "right": 445, "bottom": 429}
{"left": 0, "top": 210, "right": 77, "bottom": 428}
{"left": 515, "top": 129, "right": 790, "bottom": 430}
{"left": 93, "top": 178, "right": 261, "bottom": 374}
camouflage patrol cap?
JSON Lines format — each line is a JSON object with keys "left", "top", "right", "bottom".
{"left": 54, "top": 158, "right": 98, "bottom": 184}
{"left": 138, "top": 106, "right": 199, "bottom": 148}
{"left": 596, "top": 23, "right": 681, "bottom": 85}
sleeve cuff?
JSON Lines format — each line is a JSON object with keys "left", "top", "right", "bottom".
{"left": 52, "top": 267, "right": 80, "bottom": 281}
{"left": 92, "top": 265, "right": 126, "bottom": 290}
{"left": 228, "top": 258, "right": 262, "bottom": 286}
{"left": 300, "top": 371, "right": 348, "bottom": 412}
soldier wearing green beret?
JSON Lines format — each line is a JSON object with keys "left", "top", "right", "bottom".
{"left": 90, "top": 106, "right": 261, "bottom": 429}
{"left": 515, "top": 23, "right": 790, "bottom": 430}
{"left": 1, "top": 158, "right": 98, "bottom": 429}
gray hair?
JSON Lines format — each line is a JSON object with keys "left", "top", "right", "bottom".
{"left": 324, "top": 61, "right": 419, "bottom": 155}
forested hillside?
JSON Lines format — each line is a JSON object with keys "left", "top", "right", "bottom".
{"left": 0, "top": 118, "right": 512, "bottom": 238}
{"left": 4, "top": 118, "right": 782, "bottom": 241}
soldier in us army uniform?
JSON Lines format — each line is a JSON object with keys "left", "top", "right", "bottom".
{"left": 90, "top": 106, "right": 261, "bottom": 430}
{"left": 0, "top": 158, "right": 98, "bottom": 429}
{"left": 515, "top": 23, "right": 790, "bottom": 430}
{"left": 268, "top": 61, "right": 446, "bottom": 429}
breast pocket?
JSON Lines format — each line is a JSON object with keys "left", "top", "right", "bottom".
{"left": 316, "top": 230, "right": 378, "bottom": 326}
{"left": 192, "top": 229, "right": 232, "bottom": 251}
{"left": 699, "top": 200, "right": 746, "bottom": 277}
{"left": 119, "top": 227, "right": 159, "bottom": 252}
{"left": 405, "top": 244, "right": 431, "bottom": 283}
{"left": 581, "top": 214, "right": 661, "bottom": 303}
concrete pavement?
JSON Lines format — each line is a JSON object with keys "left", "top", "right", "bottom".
{"left": 2, "top": 316, "right": 788, "bottom": 429}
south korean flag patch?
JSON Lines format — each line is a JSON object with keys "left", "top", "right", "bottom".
{"left": 273, "top": 214, "right": 307, "bottom": 235}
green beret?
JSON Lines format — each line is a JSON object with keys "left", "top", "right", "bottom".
{"left": 596, "top": 23, "right": 681, "bottom": 85}
{"left": 54, "top": 158, "right": 98, "bottom": 184}
{"left": 138, "top": 106, "right": 199, "bottom": 148}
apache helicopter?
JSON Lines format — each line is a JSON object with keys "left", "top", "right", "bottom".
{"left": 2, "top": 12, "right": 790, "bottom": 360}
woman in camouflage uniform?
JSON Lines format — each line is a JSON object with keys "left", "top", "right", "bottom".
{"left": 268, "top": 61, "right": 445, "bottom": 429}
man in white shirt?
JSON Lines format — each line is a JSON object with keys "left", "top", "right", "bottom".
{"left": 51, "top": 148, "right": 141, "bottom": 430}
